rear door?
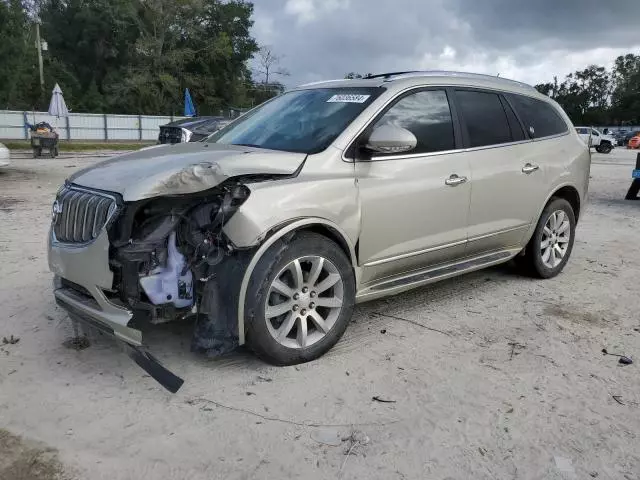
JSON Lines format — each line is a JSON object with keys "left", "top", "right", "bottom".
{"left": 355, "top": 88, "right": 471, "bottom": 284}
{"left": 453, "top": 89, "right": 547, "bottom": 255}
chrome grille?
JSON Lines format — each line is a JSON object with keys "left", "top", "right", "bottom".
{"left": 53, "top": 187, "right": 116, "bottom": 243}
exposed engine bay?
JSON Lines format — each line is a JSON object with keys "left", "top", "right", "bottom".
{"left": 107, "top": 180, "right": 253, "bottom": 357}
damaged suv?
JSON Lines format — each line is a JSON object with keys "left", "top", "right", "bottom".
{"left": 49, "top": 71, "right": 590, "bottom": 391}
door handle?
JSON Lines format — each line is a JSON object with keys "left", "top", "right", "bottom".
{"left": 445, "top": 174, "right": 467, "bottom": 186}
{"left": 522, "top": 163, "right": 539, "bottom": 174}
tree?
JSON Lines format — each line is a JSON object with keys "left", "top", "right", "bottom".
{"left": 32, "top": 0, "right": 260, "bottom": 114}
{"left": 255, "top": 46, "right": 289, "bottom": 85}
{"left": 0, "top": 0, "right": 40, "bottom": 109}
{"left": 536, "top": 66, "right": 612, "bottom": 125}
{"left": 611, "top": 54, "right": 640, "bottom": 124}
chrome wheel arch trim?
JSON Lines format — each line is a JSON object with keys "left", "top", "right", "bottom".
{"left": 237, "top": 218, "right": 359, "bottom": 345}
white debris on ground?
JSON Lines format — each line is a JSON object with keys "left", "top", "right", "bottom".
{"left": 1, "top": 149, "right": 639, "bottom": 480}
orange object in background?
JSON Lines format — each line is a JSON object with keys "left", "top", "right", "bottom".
{"left": 628, "top": 135, "right": 640, "bottom": 149}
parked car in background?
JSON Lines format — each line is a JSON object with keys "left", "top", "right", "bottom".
{"left": 0, "top": 142, "right": 10, "bottom": 168}
{"left": 628, "top": 133, "right": 640, "bottom": 149}
{"left": 158, "top": 116, "right": 231, "bottom": 144}
{"left": 575, "top": 127, "right": 615, "bottom": 153}
{"left": 48, "top": 71, "right": 590, "bottom": 390}
{"left": 612, "top": 130, "right": 628, "bottom": 146}
{"left": 624, "top": 131, "right": 640, "bottom": 148}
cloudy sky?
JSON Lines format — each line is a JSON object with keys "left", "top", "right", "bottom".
{"left": 251, "top": 0, "right": 640, "bottom": 87}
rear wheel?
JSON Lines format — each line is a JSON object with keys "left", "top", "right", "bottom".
{"left": 245, "top": 232, "right": 355, "bottom": 365}
{"left": 519, "top": 198, "right": 576, "bottom": 279}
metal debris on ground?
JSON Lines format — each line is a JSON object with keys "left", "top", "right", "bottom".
{"left": 2, "top": 335, "right": 20, "bottom": 345}
{"left": 602, "top": 348, "right": 633, "bottom": 365}
{"left": 612, "top": 395, "right": 625, "bottom": 405}
{"left": 508, "top": 341, "right": 526, "bottom": 360}
{"left": 372, "top": 396, "right": 396, "bottom": 403}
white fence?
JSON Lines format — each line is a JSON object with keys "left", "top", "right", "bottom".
{"left": 0, "top": 110, "right": 187, "bottom": 141}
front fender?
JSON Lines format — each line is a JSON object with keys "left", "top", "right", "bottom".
{"left": 234, "top": 217, "right": 360, "bottom": 345}
{"left": 223, "top": 176, "right": 360, "bottom": 248}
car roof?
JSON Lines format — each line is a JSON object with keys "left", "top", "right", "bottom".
{"left": 296, "top": 70, "right": 544, "bottom": 99}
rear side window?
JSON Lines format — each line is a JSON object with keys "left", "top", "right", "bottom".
{"left": 371, "top": 89, "right": 455, "bottom": 155}
{"left": 455, "top": 90, "right": 512, "bottom": 147}
{"left": 508, "top": 94, "right": 568, "bottom": 138}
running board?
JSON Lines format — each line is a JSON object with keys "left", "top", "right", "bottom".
{"left": 356, "top": 249, "right": 518, "bottom": 303}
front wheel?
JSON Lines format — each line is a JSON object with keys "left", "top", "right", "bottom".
{"left": 245, "top": 232, "right": 355, "bottom": 365}
{"left": 596, "top": 143, "right": 612, "bottom": 154}
{"left": 520, "top": 198, "right": 576, "bottom": 279}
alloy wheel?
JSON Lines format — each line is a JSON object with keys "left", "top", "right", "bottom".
{"left": 540, "top": 210, "right": 571, "bottom": 269}
{"left": 265, "top": 256, "right": 344, "bottom": 349}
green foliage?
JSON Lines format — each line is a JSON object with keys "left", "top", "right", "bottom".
{"left": 1, "top": 0, "right": 262, "bottom": 114}
{"left": 535, "top": 55, "right": 640, "bottom": 125}
{"left": 0, "top": 0, "right": 40, "bottom": 109}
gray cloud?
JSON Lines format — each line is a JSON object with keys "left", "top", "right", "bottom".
{"left": 251, "top": 0, "right": 640, "bottom": 87}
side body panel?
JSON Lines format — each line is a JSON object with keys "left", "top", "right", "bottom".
{"left": 463, "top": 138, "right": 561, "bottom": 255}
{"left": 223, "top": 147, "right": 361, "bottom": 250}
{"left": 355, "top": 154, "right": 470, "bottom": 285}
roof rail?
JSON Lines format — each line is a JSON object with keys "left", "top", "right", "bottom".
{"left": 366, "top": 70, "right": 536, "bottom": 90}
{"left": 363, "top": 71, "right": 421, "bottom": 79}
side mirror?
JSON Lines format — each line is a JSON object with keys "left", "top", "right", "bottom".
{"left": 365, "top": 125, "right": 417, "bottom": 154}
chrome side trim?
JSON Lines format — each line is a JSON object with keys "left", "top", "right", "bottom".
{"left": 356, "top": 248, "right": 520, "bottom": 303}
{"left": 467, "top": 224, "right": 529, "bottom": 243}
{"left": 363, "top": 239, "right": 467, "bottom": 267}
{"left": 236, "top": 218, "right": 359, "bottom": 345}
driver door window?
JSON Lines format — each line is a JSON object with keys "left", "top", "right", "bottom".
{"left": 371, "top": 90, "right": 455, "bottom": 156}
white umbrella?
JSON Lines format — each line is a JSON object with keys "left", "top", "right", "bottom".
{"left": 48, "top": 83, "right": 68, "bottom": 118}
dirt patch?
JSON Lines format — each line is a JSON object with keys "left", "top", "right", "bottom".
{"left": 0, "top": 429, "right": 68, "bottom": 480}
{"left": 543, "top": 304, "right": 615, "bottom": 327}
{"left": 61, "top": 336, "right": 90, "bottom": 351}
{"left": 0, "top": 197, "right": 24, "bottom": 212}
{"left": 0, "top": 168, "right": 37, "bottom": 181}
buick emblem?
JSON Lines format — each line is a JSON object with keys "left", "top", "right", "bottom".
{"left": 52, "top": 200, "right": 63, "bottom": 222}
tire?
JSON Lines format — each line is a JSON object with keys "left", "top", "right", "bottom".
{"left": 595, "top": 145, "right": 603, "bottom": 153}
{"left": 245, "top": 232, "right": 355, "bottom": 365}
{"left": 599, "top": 142, "right": 612, "bottom": 154}
{"left": 520, "top": 198, "right": 576, "bottom": 279}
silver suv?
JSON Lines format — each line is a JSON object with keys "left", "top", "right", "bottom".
{"left": 48, "top": 71, "right": 590, "bottom": 390}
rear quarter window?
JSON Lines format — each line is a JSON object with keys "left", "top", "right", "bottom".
{"left": 508, "top": 94, "right": 568, "bottom": 138}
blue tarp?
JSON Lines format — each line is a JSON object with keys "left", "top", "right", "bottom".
{"left": 184, "top": 88, "right": 196, "bottom": 117}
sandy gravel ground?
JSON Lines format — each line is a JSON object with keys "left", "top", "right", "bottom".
{"left": 1, "top": 148, "right": 639, "bottom": 480}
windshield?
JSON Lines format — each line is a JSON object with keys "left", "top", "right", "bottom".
{"left": 207, "top": 87, "right": 382, "bottom": 154}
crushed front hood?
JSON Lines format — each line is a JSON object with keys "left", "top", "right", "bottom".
{"left": 68, "top": 143, "right": 306, "bottom": 201}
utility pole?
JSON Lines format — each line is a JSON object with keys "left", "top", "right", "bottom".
{"left": 35, "top": 22, "right": 45, "bottom": 104}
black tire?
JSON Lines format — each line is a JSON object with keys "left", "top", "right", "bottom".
{"left": 598, "top": 142, "right": 612, "bottom": 154}
{"left": 245, "top": 232, "right": 355, "bottom": 365}
{"left": 520, "top": 198, "right": 576, "bottom": 279}
{"left": 595, "top": 145, "right": 603, "bottom": 153}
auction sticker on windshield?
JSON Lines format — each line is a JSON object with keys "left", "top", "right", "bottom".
{"left": 327, "top": 94, "right": 371, "bottom": 103}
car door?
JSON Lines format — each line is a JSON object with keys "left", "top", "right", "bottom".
{"left": 452, "top": 88, "right": 547, "bottom": 255}
{"left": 354, "top": 88, "right": 471, "bottom": 285}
